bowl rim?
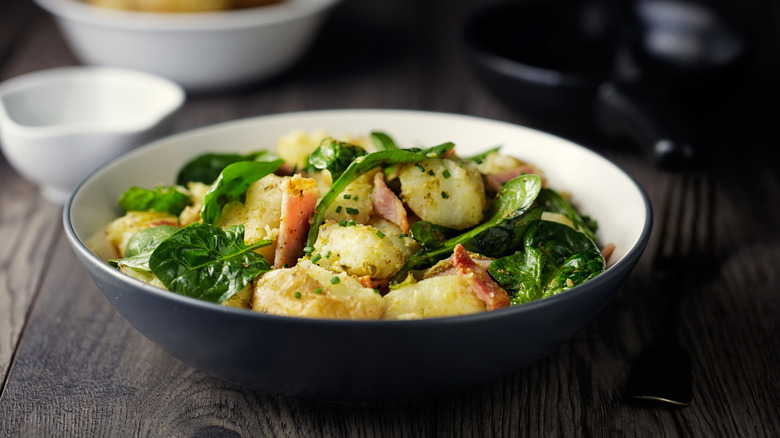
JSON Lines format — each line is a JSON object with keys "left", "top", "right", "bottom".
{"left": 63, "top": 108, "right": 653, "bottom": 327}
{"left": 34, "top": 0, "right": 343, "bottom": 32}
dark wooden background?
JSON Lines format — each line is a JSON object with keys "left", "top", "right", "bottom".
{"left": 1, "top": 0, "right": 778, "bottom": 436}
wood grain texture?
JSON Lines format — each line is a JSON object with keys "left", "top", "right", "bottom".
{"left": 0, "top": 0, "right": 778, "bottom": 436}
{"left": 0, "top": 156, "right": 61, "bottom": 385}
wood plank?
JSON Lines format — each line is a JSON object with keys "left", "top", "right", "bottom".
{"left": 0, "top": 152, "right": 62, "bottom": 385}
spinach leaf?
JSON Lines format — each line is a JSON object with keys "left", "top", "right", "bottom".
{"left": 370, "top": 132, "right": 399, "bottom": 150}
{"left": 306, "top": 142, "right": 455, "bottom": 248}
{"left": 464, "top": 146, "right": 501, "bottom": 164}
{"left": 536, "top": 188, "right": 598, "bottom": 242}
{"left": 200, "top": 159, "right": 284, "bottom": 224}
{"left": 305, "top": 138, "right": 367, "bottom": 181}
{"left": 488, "top": 220, "right": 605, "bottom": 305}
{"left": 409, "top": 221, "right": 459, "bottom": 251}
{"left": 177, "top": 151, "right": 281, "bottom": 186}
{"left": 149, "top": 223, "right": 272, "bottom": 303}
{"left": 391, "top": 174, "right": 543, "bottom": 283}
{"left": 118, "top": 186, "right": 191, "bottom": 216}
{"left": 109, "top": 225, "right": 179, "bottom": 271}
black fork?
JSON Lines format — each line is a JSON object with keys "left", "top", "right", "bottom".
{"left": 625, "top": 171, "right": 718, "bottom": 406}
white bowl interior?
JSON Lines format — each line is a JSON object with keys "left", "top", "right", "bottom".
{"left": 69, "top": 110, "right": 649, "bottom": 274}
{"left": 0, "top": 66, "right": 184, "bottom": 134}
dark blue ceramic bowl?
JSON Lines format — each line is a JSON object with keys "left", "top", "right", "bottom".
{"left": 64, "top": 109, "right": 652, "bottom": 401}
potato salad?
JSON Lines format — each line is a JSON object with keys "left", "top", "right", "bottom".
{"left": 104, "top": 130, "right": 613, "bottom": 320}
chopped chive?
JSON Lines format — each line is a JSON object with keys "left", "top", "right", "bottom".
{"left": 330, "top": 277, "right": 341, "bottom": 284}
{"left": 353, "top": 195, "right": 359, "bottom": 201}
{"left": 315, "top": 288, "right": 323, "bottom": 294}
{"left": 417, "top": 163, "right": 425, "bottom": 173}
{"left": 339, "top": 220, "right": 348, "bottom": 227}
{"left": 311, "top": 253, "right": 322, "bottom": 263}
{"left": 442, "top": 169, "right": 451, "bottom": 179}
{"left": 335, "top": 205, "right": 343, "bottom": 213}
{"left": 376, "top": 230, "right": 386, "bottom": 239}
{"left": 325, "top": 250, "right": 332, "bottom": 258}
{"left": 294, "top": 292, "right": 301, "bottom": 299}
{"left": 427, "top": 170, "right": 435, "bottom": 176}
{"left": 441, "top": 191, "right": 450, "bottom": 199}
{"left": 373, "top": 289, "right": 381, "bottom": 294}
{"left": 348, "top": 220, "right": 356, "bottom": 226}
{"left": 398, "top": 233, "right": 408, "bottom": 238}
{"left": 346, "top": 207, "right": 359, "bottom": 215}
{"left": 303, "top": 246, "right": 315, "bottom": 254}
{"left": 343, "top": 194, "right": 352, "bottom": 199}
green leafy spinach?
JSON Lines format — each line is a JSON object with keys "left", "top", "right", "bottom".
{"left": 536, "top": 188, "right": 598, "bottom": 242}
{"left": 109, "top": 225, "right": 179, "bottom": 271}
{"left": 370, "top": 131, "right": 399, "bottom": 150}
{"left": 118, "top": 186, "right": 191, "bottom": 216}
{"left": 148, "top": 223, "right": 272, "bottom": 303}
{"left": 176, "top": 150, "right": 281, "bottom": 186}
{"left": 488, "top": 220, "right": 605, "bottom": 304}
{"left": 200, "top": 159, "right": 284, "bottom": 224}
{"left": 305, "top": 138, "right": 368, "bottom": 181}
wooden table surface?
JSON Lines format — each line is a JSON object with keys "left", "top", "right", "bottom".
{"left": 1, "top": 0, "right": 779, "bottom": 436}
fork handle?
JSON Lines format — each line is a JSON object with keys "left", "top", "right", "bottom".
{"left": 657, "top": 280, "right": 685, "bottom": 343}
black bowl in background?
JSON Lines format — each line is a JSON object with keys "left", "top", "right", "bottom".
{"left": 462, "top": 0, "right": 621, "bottom": 141}
{"left": 463, "top": 0, "right": 750, "bottom": 170}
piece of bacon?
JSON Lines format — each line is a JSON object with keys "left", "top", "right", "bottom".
{"left": 149, "top": 219, "right": 179, "bottom": 228}
{"left": 451, "top": 244, "right": 511, "bottom": 311}
{"left": 486, "top": 165, "right": 546, "bottom": 192}
{"left": 600, "top": 243, "right": 616, "bottom": 266}
{"left": 371, "top": 172, "right": 409, "bottom": 234}
{"left": 424, "top": 255, "right": 493, "bottom": 279}
{"left": 273, "top": 175, "right": 318, "bottom": 269}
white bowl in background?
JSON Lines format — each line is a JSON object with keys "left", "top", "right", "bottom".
{"left": 34, "top": 0, "right": 343, "bottom": 92}
{"left": 0, "top": 66, "right": 185, "bottom": 204}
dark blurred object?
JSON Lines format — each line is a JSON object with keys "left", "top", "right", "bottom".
{"left": 463, "top": 0, "right": 750, "bottom": 171}
{"left": 463, "top": 0, "right": 619, "bottom": 140}
{"left": 596, "top": 81, "right": 705, "bottom": 171}
{"left": 627, "top": 0, "right": 747, "bottom": 81}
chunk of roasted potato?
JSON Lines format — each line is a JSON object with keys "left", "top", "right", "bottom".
{"left": 217, "top": 174, "right": 286, "bottom": 263}
{"left": 383, "top": 274, "right": 486, "bottom": 320}
{"left": 252, "top": 262, "right": 385, "bottom": 319}
{"left": 312, "top": 220, "right": 405, "bottom": 281}
{"left": 398, "top": 158, "right": 485, "bottom": 229}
